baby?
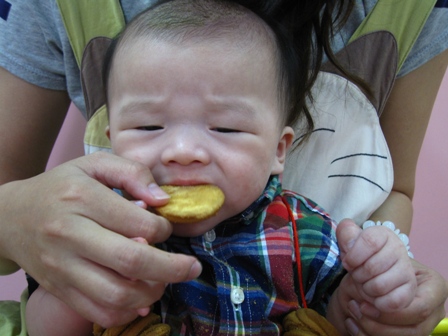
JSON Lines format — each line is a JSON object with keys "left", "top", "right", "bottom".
{"left": 26, "top": 1, "right": 417, "bottom": 335}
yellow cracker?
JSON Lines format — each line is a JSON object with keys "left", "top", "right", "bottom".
{"left": 139, "top": 324, "right": 171, "bottom": 336}
{"left": 95, "top": 323, "right": 127, "bottom": 336}
{"left": 155, "top": 185, "right": 225, "bottom": 223}
{"left": 94, "top": 312, "right": 170, "bottom": 336}
{"left": 121, "top": 314, "right": 160, "bottom": 335}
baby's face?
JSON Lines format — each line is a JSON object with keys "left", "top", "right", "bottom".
{"left": 107, "top": 37, "right": 293, "bottom": 237}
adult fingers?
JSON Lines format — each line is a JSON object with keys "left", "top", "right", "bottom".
{"left": 60, "top": 285, "right": 145, "bottom": 328}
{"left": 69, "top": 222, "right": 202, "bottom": 283}
{"left": 38, "top": 242, "right": 168, "bottom": 327}
{"left": 61, "top": 257, "right": 166, "bottom": 312}
{"left": 73, "top": 183, "right": 173, "bottom": 243}
{"left": 347, "top": 308, "right": 445, "bottom": 336}
{"left": 349, "top": 260, "right": 447, "bottom": 335}
{"left": 37, "top": 154, "right": 170, "bottom": 241}
{"left": 72, "top": 152, "right": 170, "bottom": 207}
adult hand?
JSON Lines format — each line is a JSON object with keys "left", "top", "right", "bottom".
{"left": 344, "top": 259, "right": 447, "bottom": 336}
{"left": 334, "top": 220, "right": 447, "bottom": 336}
{"left": 0, "top": 152, "right": 202, "bottom": 327}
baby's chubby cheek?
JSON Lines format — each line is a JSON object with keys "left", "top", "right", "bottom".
{"left": 228, "top": 176, "right": 268, "bottom": 209}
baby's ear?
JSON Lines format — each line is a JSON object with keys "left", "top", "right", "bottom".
{"left": 271, "top": 126, "right": 294, "bottom": 174}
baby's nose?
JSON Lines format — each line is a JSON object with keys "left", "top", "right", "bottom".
{"left": 161, "top": 128, "right": 211, "bottom": 166}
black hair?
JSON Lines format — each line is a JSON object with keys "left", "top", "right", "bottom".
{"left": 227, "top": 0, "right": 362, "bottom": 139}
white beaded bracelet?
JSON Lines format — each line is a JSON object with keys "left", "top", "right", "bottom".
{"left": 362, "top": 220, "right": 414, "bottom": 258}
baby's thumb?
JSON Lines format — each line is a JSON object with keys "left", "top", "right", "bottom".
{"left": 336, "top": 218, "right": 362, "bottom": 258}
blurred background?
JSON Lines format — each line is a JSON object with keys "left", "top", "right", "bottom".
{"left": 1, "top": 70, "right": 447, "bottom": 313}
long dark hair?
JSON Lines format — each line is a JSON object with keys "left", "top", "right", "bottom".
{"left": 226, "top": 0, "right": 357, "bottom": 137}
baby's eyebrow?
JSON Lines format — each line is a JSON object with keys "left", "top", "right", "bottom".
{"left": 117, "top": 97, "right": 164, "bottom": 116}
{"left": 209, "top": 98, "right": 258, "bottom": 118}
{"left": 115, "top": 95, "right": 261, "bottom": 119}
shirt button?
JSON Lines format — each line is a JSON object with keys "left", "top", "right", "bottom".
{"left": 231, "top": 287, "right": 245, "bottom": 304}
{"left": 204, "top": 229, "right": 216, "bottom": 242}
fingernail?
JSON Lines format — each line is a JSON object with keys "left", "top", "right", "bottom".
{"left": 133, "top": 200, "right": 147, "bottom": 208}
{"left": 137, "top": 307, "right": 150, "bottom": 317}
{"left": 188, "top": 260, "right": 202, "bottom": 279}
{"left": 360, "top": 302, "right": 381, "bottom": 318}
{"left": 348, "top": 300, "right": 363, "bottom": 320}
{"left": 131, "top": 237, "right": 148, "bottom": 245}
{"left": 148, "top": 183, "right": 170, "bottom": 200}
{"left": 346, "top": 239, "right": 355, "bottom": 250}
{"left": 345, "top": 318, "right": 359, "bottom": 336}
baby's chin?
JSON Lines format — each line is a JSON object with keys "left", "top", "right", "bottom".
{"left": 171, "top": 216, "right": 222, "bottom": 237}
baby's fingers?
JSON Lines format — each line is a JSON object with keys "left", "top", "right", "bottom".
{"left": 336, "top": 218, "right": 362, "bottom": 260}
{"left": 362, "top": 262, "right": 417, "bottom": 311}
{"left": 372, "top": 281, "right": 417, "bottom": 312}
{"left": 340, "top": 225, "right": 390, "bottom": 272}
{"left": 349, "top": 243, "right": 399, "bottom": 284}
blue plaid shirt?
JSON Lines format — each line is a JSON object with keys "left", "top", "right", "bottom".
{"left": 157, "top": 176, "right": 343, "bottom": 335}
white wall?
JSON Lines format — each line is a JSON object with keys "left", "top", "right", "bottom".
{"left": 410, "top": 69, "right": 448, "bottom": 313}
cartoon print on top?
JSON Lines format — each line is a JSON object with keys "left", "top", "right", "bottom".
{"left": 283, "top": 32, "right": 398, "bottom": 224}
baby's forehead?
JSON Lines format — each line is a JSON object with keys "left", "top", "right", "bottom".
{"left": 124, "top": 15, "right": 276, "bottom": 53}
{"left": 107, "top": 1, "right": 287, "bottom": 118}
{"left": 115, "top": 0, "right": 278, "bottom": 57}
{"left": 128, "top": 29, "right": 275, "bottom": 56}
{"left": 113, "top": 21, "right": 279, "bottom": 82}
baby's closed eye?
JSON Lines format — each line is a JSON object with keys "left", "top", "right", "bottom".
{"left": 137, "top": 125, "right": 164, "bottom": 131}
{"left": 211, "top": 127, "right": 241, "bottom": 133}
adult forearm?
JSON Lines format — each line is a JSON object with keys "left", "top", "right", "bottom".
{"left": 368, "top": 190, "right": 413, "bottom": 235}
{"left": 377, "top": 50, "right": 448, "bottom": 236}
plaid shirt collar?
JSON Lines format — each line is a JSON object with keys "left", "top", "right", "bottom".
{"left": 223, "top": 175, "right": 281, "bottom": 227}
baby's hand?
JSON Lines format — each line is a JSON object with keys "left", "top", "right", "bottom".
{"left": 336, "top": 219, "right": 417, "bottom": 313}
